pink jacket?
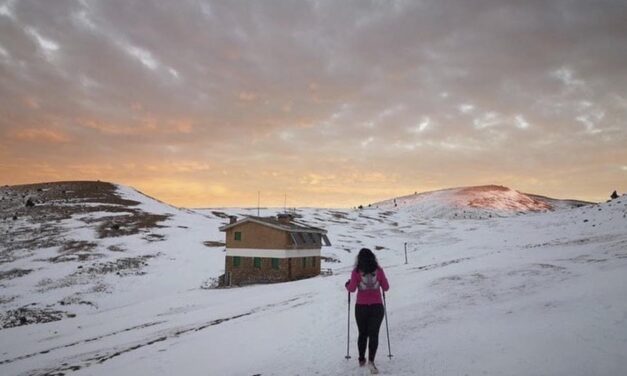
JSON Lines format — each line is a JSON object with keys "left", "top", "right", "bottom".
{"left": 345, "top": 267, "right": 389, "bottom": 305}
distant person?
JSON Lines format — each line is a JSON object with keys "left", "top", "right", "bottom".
{"left": 345, "top": 248, "right": 390, "bottom": 374}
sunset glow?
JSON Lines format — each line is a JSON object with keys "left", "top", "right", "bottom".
{"left": 1, "top": 1, "right": 626, "bottom": 207}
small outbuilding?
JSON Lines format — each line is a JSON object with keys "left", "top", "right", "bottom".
{"left": 219, "top": 213, "right": 331, "bottom": 286}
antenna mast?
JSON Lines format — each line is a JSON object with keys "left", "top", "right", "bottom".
{"left": 257, "top": 191, "right": 260, "bottom": 217}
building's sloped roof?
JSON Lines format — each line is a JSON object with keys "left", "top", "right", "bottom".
{"left": 218, "top": 215, "right": 328, "bottom": 234}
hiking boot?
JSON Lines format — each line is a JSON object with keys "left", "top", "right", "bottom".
{"left": 358, "top": 357, "right": 366, "bottom": 367}
{"left": 368, "top": 361, "right": 379, "bottom": 374}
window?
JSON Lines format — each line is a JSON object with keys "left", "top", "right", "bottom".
{"left": 302, "top": 257, "right": 307, "bottom": 268}
{"left": 254, "top": 257, "right": 261, "bottom": 268}
{"left": 311, "top": 257, "right": 316, "bottom": 267}
{"left": 233, "top": 256, "right": 241, "bottom": 268}
{"left": 298, "top": 233, "right": 307, "bottom": 244}
{"left": 271, "top": 258, "right": 279, "bottom": 270}
{"left": 234, "top": 231, "right": 242, "bottom": 241}
{"left": 308, "top": 233, "right": 316, "bottom": 243}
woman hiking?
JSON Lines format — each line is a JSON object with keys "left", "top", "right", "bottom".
{"left": 345, "top": 248, "right": 390, "bottom": 374}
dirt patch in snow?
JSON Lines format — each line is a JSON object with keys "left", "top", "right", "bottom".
{"left": 457, "top": 185, "right": 510, "bottom": 194}
{"left": 0, "top": 268, "right": 33, "bottom": 281}
{"left": 34, "top": 255, "right": 157, "bottom": 294}
{"left": 0, "top": 305, "right": 68, "bottom": 329}
{"left": 76, "top": 255, "right": 157, "bottom": 277}
{"left": 203, "top": 240, "right": 226, "bottom": 247}
{"left": 49, "top": 240, "right": 101, "bottom": 263}
{"left": 107, "top": 245, "right": 126, "bottom": 252}
{"left": 0, "top": 296, "right": 17, "bottom": 304}
{"left": 143, "top": 233, "right": 167, "bottom": 242}
{"left": 58, "top": 295, "right": 97, "bottom": 308}
{"left": 96, "top": 213, "right": 169, "bottom": 239}
{"left": 328, "top": 210, "right": 349, "bottom": 219}
{"left": 321, "top": 255, "right": 340, "bottom": 263}
{"left": 210, "top": 210, "right": 229, "bottom": 219}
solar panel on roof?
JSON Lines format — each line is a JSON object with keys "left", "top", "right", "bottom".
{"left": 299, "top": 232, "right": 307, "bottom": 244}
{"left": 290, "top": 233, "right": 299, "bottom": 245}
{"left": 290, "top": 232, "right": 306, "bottom": 246}
{"left": 322, "top": 234, "right": 331, "bottom": 246}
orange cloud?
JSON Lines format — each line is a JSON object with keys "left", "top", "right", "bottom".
{"left": 144, "top": 161, "right": 210, "bottom": 173}
{"left": 173, "top": 120, "right": 193, "bottom": 134}
{"left": 11, "top": 128, "right": 70, "bottom": 143}
{"left": 76, "top": 117, "right": 194, "bottom": 135}
{"left": 238, "top": 91, "right": 258, "bottom": 102}
{"left": 129, "top": 178, "right": 232, "bottom": 207}
{"left": 22, "top": 96, "right": 40, "bottom": 109}
{"left": 77, "top": 118, "right": 141, "bottom": 135}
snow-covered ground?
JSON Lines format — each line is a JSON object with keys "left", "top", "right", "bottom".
{"left": 1, "top": 183, "right": 626, "bottom": 375}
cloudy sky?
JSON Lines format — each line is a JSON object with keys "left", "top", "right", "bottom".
{"left": 1, "top": 0, "right": 626, "bottom": 207}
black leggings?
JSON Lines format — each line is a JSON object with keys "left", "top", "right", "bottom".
{"left": 355, "top": 303, "right": 384, "bottom": 362}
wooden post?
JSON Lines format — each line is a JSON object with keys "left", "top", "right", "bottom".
{"left": 404, "top": 242, "right": 408, "bottom": 264}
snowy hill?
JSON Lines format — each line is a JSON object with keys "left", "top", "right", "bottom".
{"left": 371, "top": 185, "right": 591, "bottom": 219}
{"left": 0, "top": 182, "right": 227, "bottom": 326}
{"left": 1, "top": 181, "right": 626, "bottom": 375}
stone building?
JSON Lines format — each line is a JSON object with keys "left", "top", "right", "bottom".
{"left": 218, "top": 213, "right": 331, "bottom": 286}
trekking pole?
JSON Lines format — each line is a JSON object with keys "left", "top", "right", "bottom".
{"left": 345, "top": 291, "right": 351, "bottom": 359}
{"left": 382, "top": 291, "right": 393, "bottom": 359}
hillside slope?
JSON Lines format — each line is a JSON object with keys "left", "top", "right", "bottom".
{"left": 372, "top": 185, "right": 591, "bottom": 219}
{"left": 0, "top": 181, "right": 229, "bottom": 328}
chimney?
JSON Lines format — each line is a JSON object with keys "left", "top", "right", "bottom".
{"left": 229, "top": 215, "right": 237, "bottom": 224}
{"left": 277, "top": 213, "right": 292, "bottom": 225}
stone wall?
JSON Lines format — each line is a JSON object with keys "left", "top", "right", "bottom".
{"left": 225, "top": 255, "right": 320, "bottom": 286}
{"left": 287, "top": 255, "right": 320, "bottom": 280}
